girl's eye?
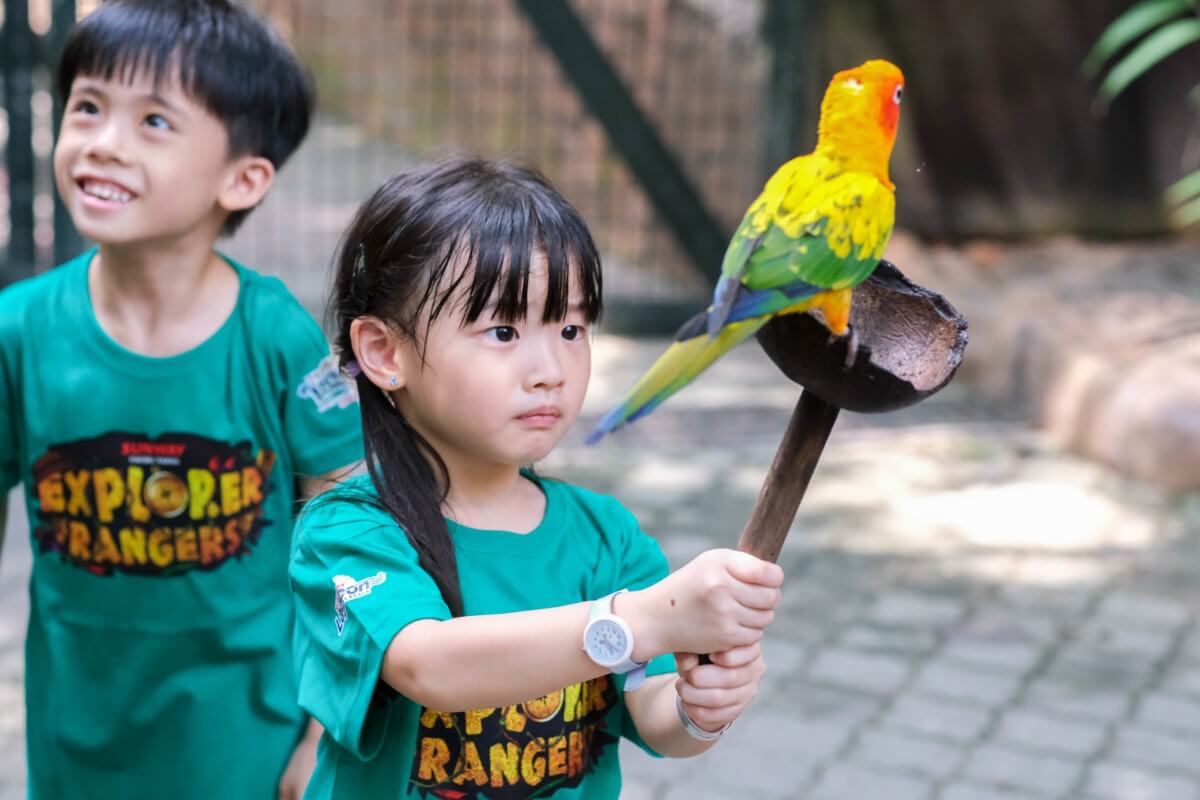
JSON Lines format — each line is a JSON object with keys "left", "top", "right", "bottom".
{"left": 561, "top": 325, "right": 585, "bottom": 341}
{"left": 144, "top": 113, "right": 172, "bottom": 131}
{"left": 487, "top": 326, "right": 518, "bottom": 343}
{"left": 71, "top": 99, "right": 99, "bottom": 115}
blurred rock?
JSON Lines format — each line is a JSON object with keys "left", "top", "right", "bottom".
{"left": 891, "top": 236, "right": 1200, "bottom": 490}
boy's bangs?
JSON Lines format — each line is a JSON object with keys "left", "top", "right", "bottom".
{"left": 58, "top": 6, "right": 199, "bottom": 102}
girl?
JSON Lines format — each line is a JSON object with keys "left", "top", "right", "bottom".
{"left": 289, "top": 159, "right": 783, "bottom": 799}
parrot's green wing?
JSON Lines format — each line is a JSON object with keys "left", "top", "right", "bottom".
{"left": 707, "top": 157, "right": 895, "bottom": 335}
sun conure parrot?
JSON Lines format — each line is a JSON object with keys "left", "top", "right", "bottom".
{"left": 586, "top": 59, "right": 905, "bottom": 445}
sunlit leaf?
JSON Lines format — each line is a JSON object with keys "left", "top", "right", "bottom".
{"left": 1165, "top": 167, "right": 1200, "bottom": 205}
{"left": 1098, "top": 18, "right": 1200, "bottom": 104}
{"left": 1084, "top": 0, "right": 1192, "bottom": 76}
{"left": 1168, "top": 193, "right": 1200, "bottom": 225}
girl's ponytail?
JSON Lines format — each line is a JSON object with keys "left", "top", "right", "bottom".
{"left": 356, "top": 376, "right": 464, "bottom": 617}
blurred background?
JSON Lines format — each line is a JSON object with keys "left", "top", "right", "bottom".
{"left": 2, "top": 1, "right": 1200, "bottom": 798}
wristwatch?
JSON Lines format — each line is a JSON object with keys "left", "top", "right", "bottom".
{"left": 582, "top": 590, "right": 648, "bottom": 690}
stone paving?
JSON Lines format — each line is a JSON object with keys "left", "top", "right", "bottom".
{"left": 3, "top": 334, "right": 1199, "bottom": 799}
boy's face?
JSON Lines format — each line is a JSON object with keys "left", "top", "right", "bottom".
{"left": 54, "top": 70, "right": 241, "bottom": 247}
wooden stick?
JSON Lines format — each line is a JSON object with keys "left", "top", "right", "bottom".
{"left": 736, "top": 389, "right": 841, "bottom": 562}
{"left": 699, "top": 390, "right": 841, "bottom": 665}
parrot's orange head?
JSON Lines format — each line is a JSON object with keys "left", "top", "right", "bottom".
{"left": 817, "top": 59, "right": 905, "bottom": 185}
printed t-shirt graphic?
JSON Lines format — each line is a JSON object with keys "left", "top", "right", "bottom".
{"left": 31, "top": 432, "right": 277, "bottom": 576}
{"left": 411, "top": 677, "right": 619, "bottom": 799}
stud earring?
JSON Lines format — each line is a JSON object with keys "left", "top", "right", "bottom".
{"left": 389, "top": 377, "right": 399, "bottom": 387}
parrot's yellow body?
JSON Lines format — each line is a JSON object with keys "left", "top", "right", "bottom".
{"left": 588, "top": 59, "right": 905, "bottom": 443}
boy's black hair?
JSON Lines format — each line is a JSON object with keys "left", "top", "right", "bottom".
{"left": 330, "top": 158, "right": 604, "bottom": 616}
{"left": 56, "top": 0, "right": 313, "bottom": 235}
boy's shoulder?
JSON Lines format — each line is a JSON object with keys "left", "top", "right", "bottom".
{"left": 227, "top": 257, "right": 317, "bottom": 324}
{"left": 0, "top": 252, "right": 89, "bottom": 307}
{"left": 0, "top": 253, "right": 90, "bottom": 336}
{"left": 224, "top": 256, "right": 334, "bottom": 372}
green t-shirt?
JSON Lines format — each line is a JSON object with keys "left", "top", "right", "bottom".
{"left": 290, "top": 473, "right": 676, "bottom": 800}
{"left": 0, "top": 250, "right": 364, "bottom": 799}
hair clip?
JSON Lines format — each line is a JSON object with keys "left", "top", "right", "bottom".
{"left": 344, "top": 359, "right": 363, "bottom": 377}
{"left": 353, "top": 242, "right": 367, "bottom": 281}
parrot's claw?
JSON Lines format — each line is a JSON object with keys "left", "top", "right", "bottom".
{"left": 828, "top": 325, "right": 859, "bottom": 369}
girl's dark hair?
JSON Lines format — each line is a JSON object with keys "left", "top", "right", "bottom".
{"left": 56, "top": 0, "right": 312, "bottom": 235}
{"left": 332, "top": 158, "right": 603, "bottom": 616}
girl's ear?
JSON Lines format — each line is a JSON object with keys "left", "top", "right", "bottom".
{"left": 350, "top": 316, "right": 408, "bottom": 391}
{"left": 218, "top": 155, "right": 275, "bottom": 213}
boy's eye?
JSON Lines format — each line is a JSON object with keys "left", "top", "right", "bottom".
{"left": 561, "top": 325, "right": 585, "bottom": 341}
{"left": 487, "top": 326, "right": 518, "bottom": 343}
{"left": 144, "top": 113, "right": 172, "bottom": 131}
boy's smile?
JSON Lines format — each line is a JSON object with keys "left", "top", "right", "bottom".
{"left": 54, "top": 72, "right": 238, "bottom": 246}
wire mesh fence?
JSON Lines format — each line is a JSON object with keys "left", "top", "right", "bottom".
{"left": 2, "top": 0, "right": 778, "bottom": 326}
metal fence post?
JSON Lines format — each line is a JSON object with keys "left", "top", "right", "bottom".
{"left": 762, "top": 0, "right": 822, "bottom": 179}
{"left": 2, "top": 0, "right": 38, "bottom": 285}
{"left": 49, "top": 0, "right": 84, "bottom": 265}
{"left": 515, "top": 0, "right": 731, "bottom": 285}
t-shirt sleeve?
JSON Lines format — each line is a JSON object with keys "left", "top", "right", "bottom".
{"left": 289, "top": 493, "right": 451, "bottom": 760}
{"left": 276, "top": 302, "right": 363, "bottom": 477}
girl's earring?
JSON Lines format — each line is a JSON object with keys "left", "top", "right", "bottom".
{"left": 389, "top": 377, "right": 399, "bottom": 387}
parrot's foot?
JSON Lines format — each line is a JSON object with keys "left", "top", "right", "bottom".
{"left": 828, "top": 325, "right": 858, "bottom": 369}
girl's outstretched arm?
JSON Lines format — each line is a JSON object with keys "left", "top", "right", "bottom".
{"left": 380, "top": 549, "right": 782, "bottom": 713}
{"left": 382, "top": 601, "right": 605, "bottom": 712}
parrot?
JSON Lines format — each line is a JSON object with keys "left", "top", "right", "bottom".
{"left": 586, "top": 59, "right": 905, "bottom": 445}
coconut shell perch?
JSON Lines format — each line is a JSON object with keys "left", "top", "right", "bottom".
{"left": 736, "top": 259, "right": 969, "bottom": 562}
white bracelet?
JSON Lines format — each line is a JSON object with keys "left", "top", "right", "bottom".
{"left": 674, "top": 693, "right": 731, "bottom": 741}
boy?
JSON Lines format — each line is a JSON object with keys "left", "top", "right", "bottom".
{"left": 0, "top": 1, "right": 362, "bottom": 797}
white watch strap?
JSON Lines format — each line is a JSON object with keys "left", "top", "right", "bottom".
{"left": 588, "top": 590, "right": 648, "bottom": 688}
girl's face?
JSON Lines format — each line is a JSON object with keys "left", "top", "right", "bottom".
{"left": 395, "top": 252, "right": 593, "bottom": 474}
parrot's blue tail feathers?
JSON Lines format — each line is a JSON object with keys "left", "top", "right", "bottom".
{"left": 706, "top": 276, "right": 740, "bottom": 338}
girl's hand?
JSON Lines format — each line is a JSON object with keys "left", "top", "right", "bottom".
{"left": 622, "top": 549, "right": 783, "bottom": 659}
{"left": 674, "top": 642, "right": 767, "bottom": 733}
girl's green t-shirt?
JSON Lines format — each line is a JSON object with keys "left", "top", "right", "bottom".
{"left": 291, "top": 473, "right": 677, "bottom": 800}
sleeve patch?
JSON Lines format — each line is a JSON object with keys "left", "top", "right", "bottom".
{"left": 297, "top": 354, "right": 358, "bottom": 413}
{"left": 333, "top": 571, "right": 387, "bottom": 635}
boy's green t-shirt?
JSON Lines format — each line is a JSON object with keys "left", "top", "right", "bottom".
{"left": 0, "top": 250, "right": 364, "bottom": 799}
{"left": 290, "top": 473, "right": 677, "bottom": 800}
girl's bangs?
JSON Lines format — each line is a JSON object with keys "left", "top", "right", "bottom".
{"left": 428, "top": 200, "right": 604, "bottom": 328}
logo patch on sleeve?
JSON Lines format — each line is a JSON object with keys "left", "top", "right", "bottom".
{"left": 298, "top": 354, "right": 358, "bottom": 413}
{"left": 333, "top": 572, "right": 387, "bottom": 635}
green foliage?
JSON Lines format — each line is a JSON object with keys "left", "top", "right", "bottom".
{"left": 1087, "top": 0, "right": 1200, "bottom": 226}
{"left": 1166, "top": 168, "right": 1200, "bottom": 224}
{"left": 1084, "top": 0, "right": 1196, "bottom": 84}
{"left": 1097, "top": 18, "right": 1200, "bottom": 104}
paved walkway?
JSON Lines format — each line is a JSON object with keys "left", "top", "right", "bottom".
{"left": 3, "top": 334, "right": 1199, "bottom": 799}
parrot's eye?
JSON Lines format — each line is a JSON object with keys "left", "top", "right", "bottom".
{"left": 893, "top": 85, "right": 903, "bottom": 104}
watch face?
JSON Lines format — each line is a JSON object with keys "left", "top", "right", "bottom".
{"left": 585, "top": 619, "right": 629, "bottom": 666}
